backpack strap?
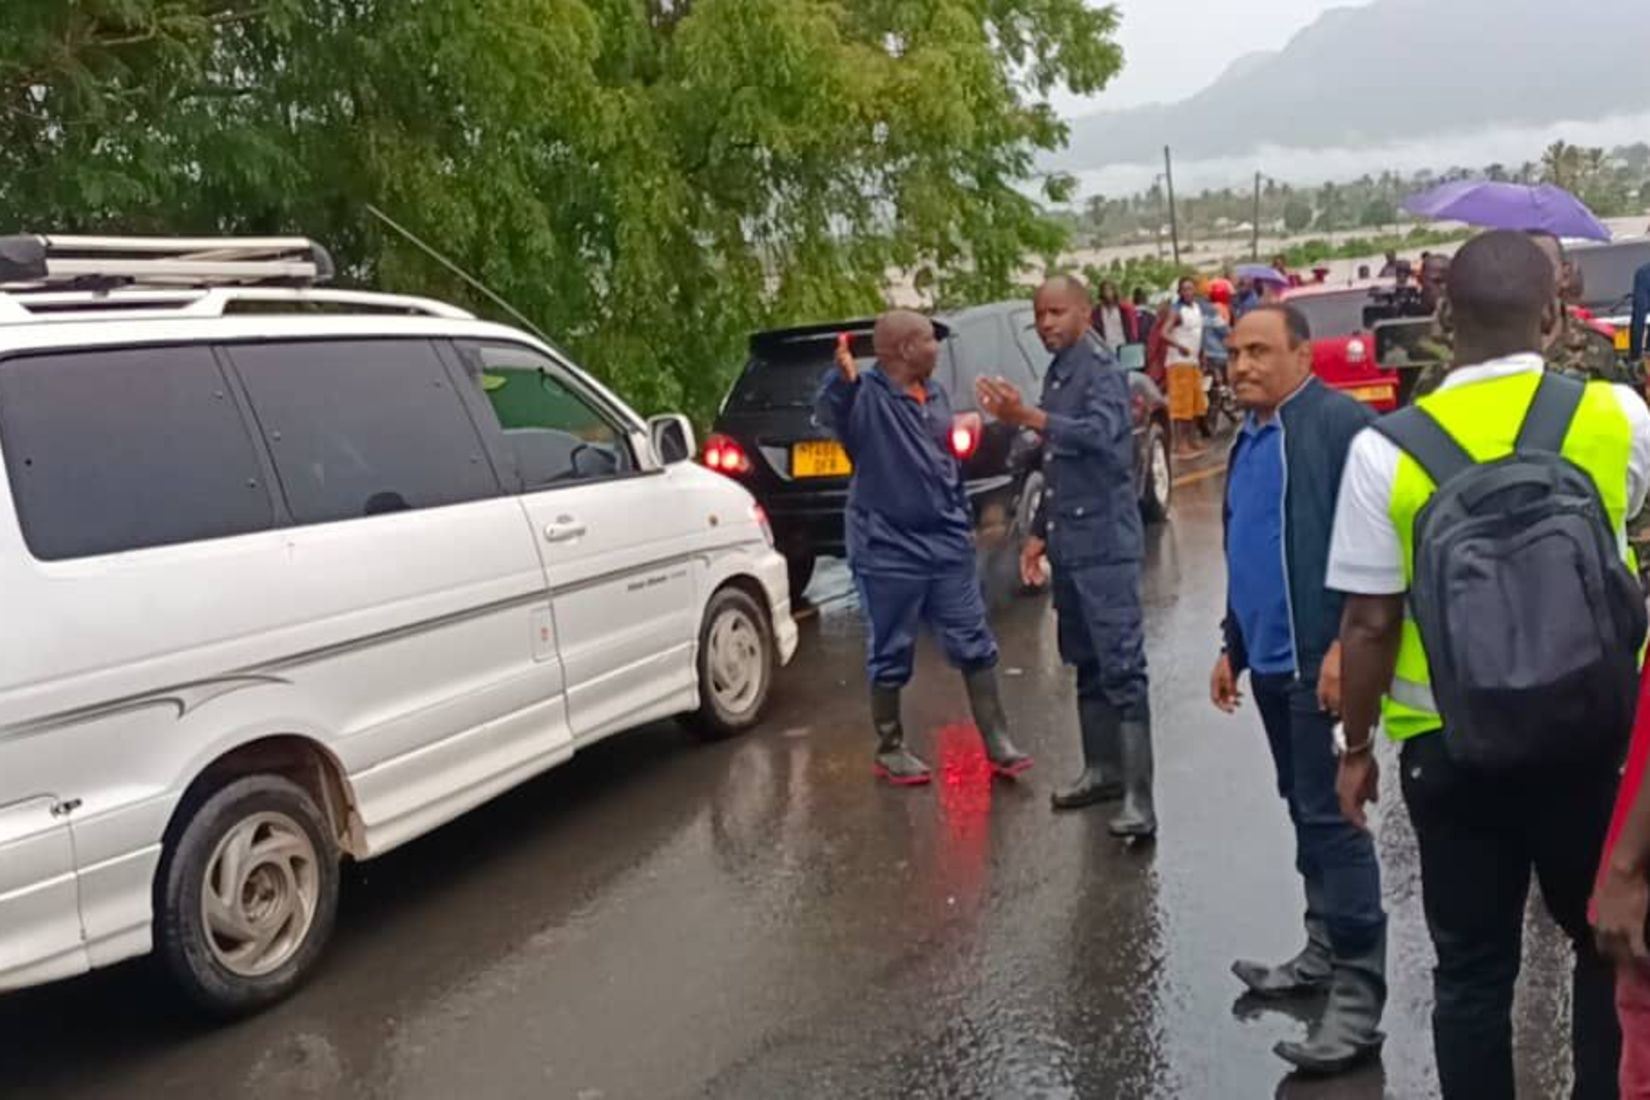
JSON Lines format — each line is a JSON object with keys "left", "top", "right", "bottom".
{"left": 1514, "top": 371, "right": 1586, "bottom": 455}
{"left": 1373, "top": 405, "right": 1476, "bottom": 487}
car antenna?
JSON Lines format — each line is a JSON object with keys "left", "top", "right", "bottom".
{"left": 365, "top": 203, "right": 555, "bottom": 346}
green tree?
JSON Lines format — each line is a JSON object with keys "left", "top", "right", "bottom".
{"left": 0, "top": 0, "right": 1122, "bottom": 423}
{"left": 1360, "top": 198, "right": 1397, "bottom": 228}
{"left": 1283, "top": 198, "right": 1313, "bottom": 234}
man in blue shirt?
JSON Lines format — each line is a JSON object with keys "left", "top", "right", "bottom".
{"left": 1210, "top": 305, "right": 1385, "bottom": 1075}
{"left": 977, "top": 276, "right": 1156, "bottom": 838}
{"left": 816, "top": 310, "right": 1031, "bottom": 787}
{"left": 1630, "top": 252, "right": 1650, "bottom": 371}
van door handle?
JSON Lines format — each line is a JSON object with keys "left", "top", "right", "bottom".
{"left": 544, "top": 517, "right": 587, "bottom": 543}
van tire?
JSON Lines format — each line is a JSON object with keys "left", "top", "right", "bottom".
{"left": 156, "top": 774, "right": 339, "bottom": 1018}
{"left": 1140, "top": 421, "right": 1172, "bottom": 524}
{"left": 688, "top": 587, "right": 774, "bottom": 740}
{"left": 786, "top": 552, "right": 816, "bottom": 604}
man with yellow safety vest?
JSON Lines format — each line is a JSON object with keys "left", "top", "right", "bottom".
{"left": 1327, "top": 231, "right": 1650, "bottom": 1099}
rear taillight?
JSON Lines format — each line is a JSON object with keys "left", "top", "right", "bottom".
{"left": 702, "top": 433, "right": 752, "bottom": 476}
{"left": 752, "top": 504, "right": 775, "bottom": 548}
{"left": 950, "top": 412, "right": 982, "bottom": 460}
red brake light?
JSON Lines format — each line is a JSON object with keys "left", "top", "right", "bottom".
{"left": 950, "top": 412, "right": 982, "bottom": 460}
{"left": 701, "top": 433, "right": 752, "bottom": 476}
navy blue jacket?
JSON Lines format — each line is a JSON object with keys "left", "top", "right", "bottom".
{"left": 1033, "top": 335, "right": 1142, "bottom": 566}
{"left": 816, "top": 366, "right": 973, "bottom": 577}
{"left": 1221, "top": 376, "right": 1373, "bottom": 682}
{"left": 1629, "top": 261, "right": 1650, "bottom": 365}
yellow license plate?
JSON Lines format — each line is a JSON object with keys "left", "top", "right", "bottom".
{"left": 1348, "top": 385, "right": 1395, "bottom": 403}
{"left": 793, "top": 440, "right": 852, "bottom": 478}
{"left": 1617, "top": 330, "right": 1632, "bottom": 352}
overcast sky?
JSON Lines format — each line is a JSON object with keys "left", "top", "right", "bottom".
{"left": 1054, "top": 0, "right": 1366, "bottom": 118}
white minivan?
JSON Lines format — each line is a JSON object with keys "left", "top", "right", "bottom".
{"left": 0, "top": 236, "right": 797, "bottom": 1014}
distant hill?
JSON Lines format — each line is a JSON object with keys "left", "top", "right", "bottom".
{"left": 1059, "top": 0, "right": 1650, "bottom": 169}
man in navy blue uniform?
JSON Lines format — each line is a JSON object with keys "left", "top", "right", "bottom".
{"left": 816, "top": 309, "right": 1032, "bottom": 787}
{"left": 977, "top": 276, "right": 1155, "bottom": 838}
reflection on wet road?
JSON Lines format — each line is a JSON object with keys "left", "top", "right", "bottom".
{"left": 0, "top": 478, "right": 1580, "bottom": 1099}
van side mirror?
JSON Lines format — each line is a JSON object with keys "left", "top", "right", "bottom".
{"left": 649, "top": 414, "right": 695, "bottom": 466}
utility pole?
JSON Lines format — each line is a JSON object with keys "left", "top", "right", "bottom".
{"left": 1164, "top": 145, "right": 1181, "bottom": 266}
{"left": 1252, "top": 171, "right": 1262, "bottom": 261}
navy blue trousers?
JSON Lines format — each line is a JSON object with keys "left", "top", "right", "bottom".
{"left": 1251, "top": 672, "right": 1385, "bottom": 953}
{"left": 1053, "top": 560, "right": 1149, "bottom": 719}
{"left": 855, "top": 567, "right": 998, "bottom": 688}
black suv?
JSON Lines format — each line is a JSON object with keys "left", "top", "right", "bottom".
{"left": 706, "top": 301, "right": 1173, "bottom": 599}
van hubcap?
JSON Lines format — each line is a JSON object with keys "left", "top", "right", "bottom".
{"left": 709, "top": 608, "right": 764, "bottom": 715}
{"left": 202, "top": 812, "right": 319, "bottom": 977}
{"left": 1152, "top": 439, "right": 1171, "bottom": 509}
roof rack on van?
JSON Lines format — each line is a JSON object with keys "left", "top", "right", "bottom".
{"left": 0, "top": 234, "right": 335, "bottom": 291}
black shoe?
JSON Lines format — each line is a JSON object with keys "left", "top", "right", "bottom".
{"left": 1108, "top": 715, "right": 1157, "bottom": 838}
{"left": 1233, "top": 916, "right": 1333, "bottom": 999}
{"left": 871, "top": 685, "right": 931, "bottom": 787}
{"left": 964, "top": 669, "right": 1033, "bottom": 778}
{"left": 1052, "top": 697, "right": 1124, "bottom": 809}
{"left": 1274, "top": 929, "right": 1387, "bottom": 1076}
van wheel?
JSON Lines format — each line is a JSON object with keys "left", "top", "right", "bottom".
{"left": 1014, "top": 471, "right": 1049, "bottom": 596}
{"left": 689, "top": 587, "right": 774, "bottom": 739}
{"left": 156, "top": 774, "right": 339, "bottom": 1018}
{"left": 1140, "top": 421, "right": 1172, "bottom": 523}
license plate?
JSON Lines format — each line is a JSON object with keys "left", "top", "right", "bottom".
{"left": 793, "top": 440, "right": 851, "bottom": 478}
{"left": 1347, "top": 384, "right": 1395, "bottom": 403}
{"left": 1617, "top": 330, "right": 1632, "bottom": 352}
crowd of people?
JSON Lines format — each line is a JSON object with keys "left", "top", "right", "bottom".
{"left": 821, "top": 230, "right": 1650, "bottom": 1096}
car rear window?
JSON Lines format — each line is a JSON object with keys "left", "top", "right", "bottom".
{"left": 727, "top": 340, "right": 872, "bottom": 411}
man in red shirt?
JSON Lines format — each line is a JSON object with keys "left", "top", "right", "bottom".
{"left": 1594, "top": 666, "right": 1650, "bottom": 1098}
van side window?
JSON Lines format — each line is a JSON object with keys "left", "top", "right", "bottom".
{"left": 465, "top": 343, "right": 635, "bottom": 490}
{"left": 1010, "top": 310, "right": 1053, "bottom": 378}
{"left": 229, "top": 339, "right": 499, "bottom": 524}
{"left": 950, "top": 315, "right": 1032, "bottom": 395}
{"left": 0, "top": 345, "right": 275, "bottom": 560}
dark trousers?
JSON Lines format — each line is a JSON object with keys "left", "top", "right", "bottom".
{"left": 1252, "top": 673, "right": 1385, "bottom": 951}
{"left": 1400, "top": 731, "right": 1622, "bottom": 1099}
{"left": 855, "top": 567, "right": 998, "bottom": 689}
{"left": 1052, "top": 560, "right": 1148, "bottom": 719}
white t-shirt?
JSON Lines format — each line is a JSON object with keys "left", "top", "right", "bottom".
{"left": 1165, "top": 302, "right": 1203, "bottom": 367}
{"left": 1325, "top": 353, "right": 1650, "bottom": 596}
{"left": 1097, "top": 304, "right": 1127, "bottom": 350}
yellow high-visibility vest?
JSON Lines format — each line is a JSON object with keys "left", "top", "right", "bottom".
{"left": 1384, "top": 371, "right": 1635, "bottom": 740}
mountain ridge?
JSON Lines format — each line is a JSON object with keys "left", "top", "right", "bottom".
{"left": 1058, "top": 0, "right": 1650, "bottom": 170}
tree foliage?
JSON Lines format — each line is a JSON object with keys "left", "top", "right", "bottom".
{"left": 0, "top": 0, "right": 1121, "bottom": 421}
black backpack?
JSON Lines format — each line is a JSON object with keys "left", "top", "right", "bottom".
{"left": 1374, "top": 373, "right": 1646, "bottom": 769}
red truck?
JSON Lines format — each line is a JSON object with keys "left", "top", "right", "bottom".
{"left": 1280, "top": 283, "right": 1401, "bottom": 412}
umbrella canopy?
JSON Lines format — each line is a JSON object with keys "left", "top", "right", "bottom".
{"left": 1233, "top": 263, "right": 1290, "bottom": 286}
{"left": 1402, "top": 181, "right": 1611, "bottom": 241}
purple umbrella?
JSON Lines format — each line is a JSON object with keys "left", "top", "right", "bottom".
{"left": 1402, "top": 181, "right": 1612, "bottom": 241}
{"left": 1234, "top": 263, "right": 1290, "bottom": 286}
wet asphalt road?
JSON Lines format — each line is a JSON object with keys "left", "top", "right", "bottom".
{"left": 0, "top": 474, "right": 1586, "bottom": 1099}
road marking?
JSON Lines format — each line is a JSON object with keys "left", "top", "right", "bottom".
{"left": 1173, "top": 464, "right": 1228, "bottom": 489}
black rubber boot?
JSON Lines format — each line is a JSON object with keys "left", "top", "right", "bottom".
{"left": 1233, "top": 881, "right": 1333, "bottom": 998}
{"left": 1107, "top": 714, "right": 1157, "bottom": 838}
{"left": 1274, "top": 928, "right": 1387, "bottom": 1076}
{"left": 964, "top": 669, "right": 1033, "bottom": 778}
{"left": 870, "top": 685, "right": 930, "bottom": 787}
{"left": 1051, "top": 697, "right": 1124, "bottom": 810}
